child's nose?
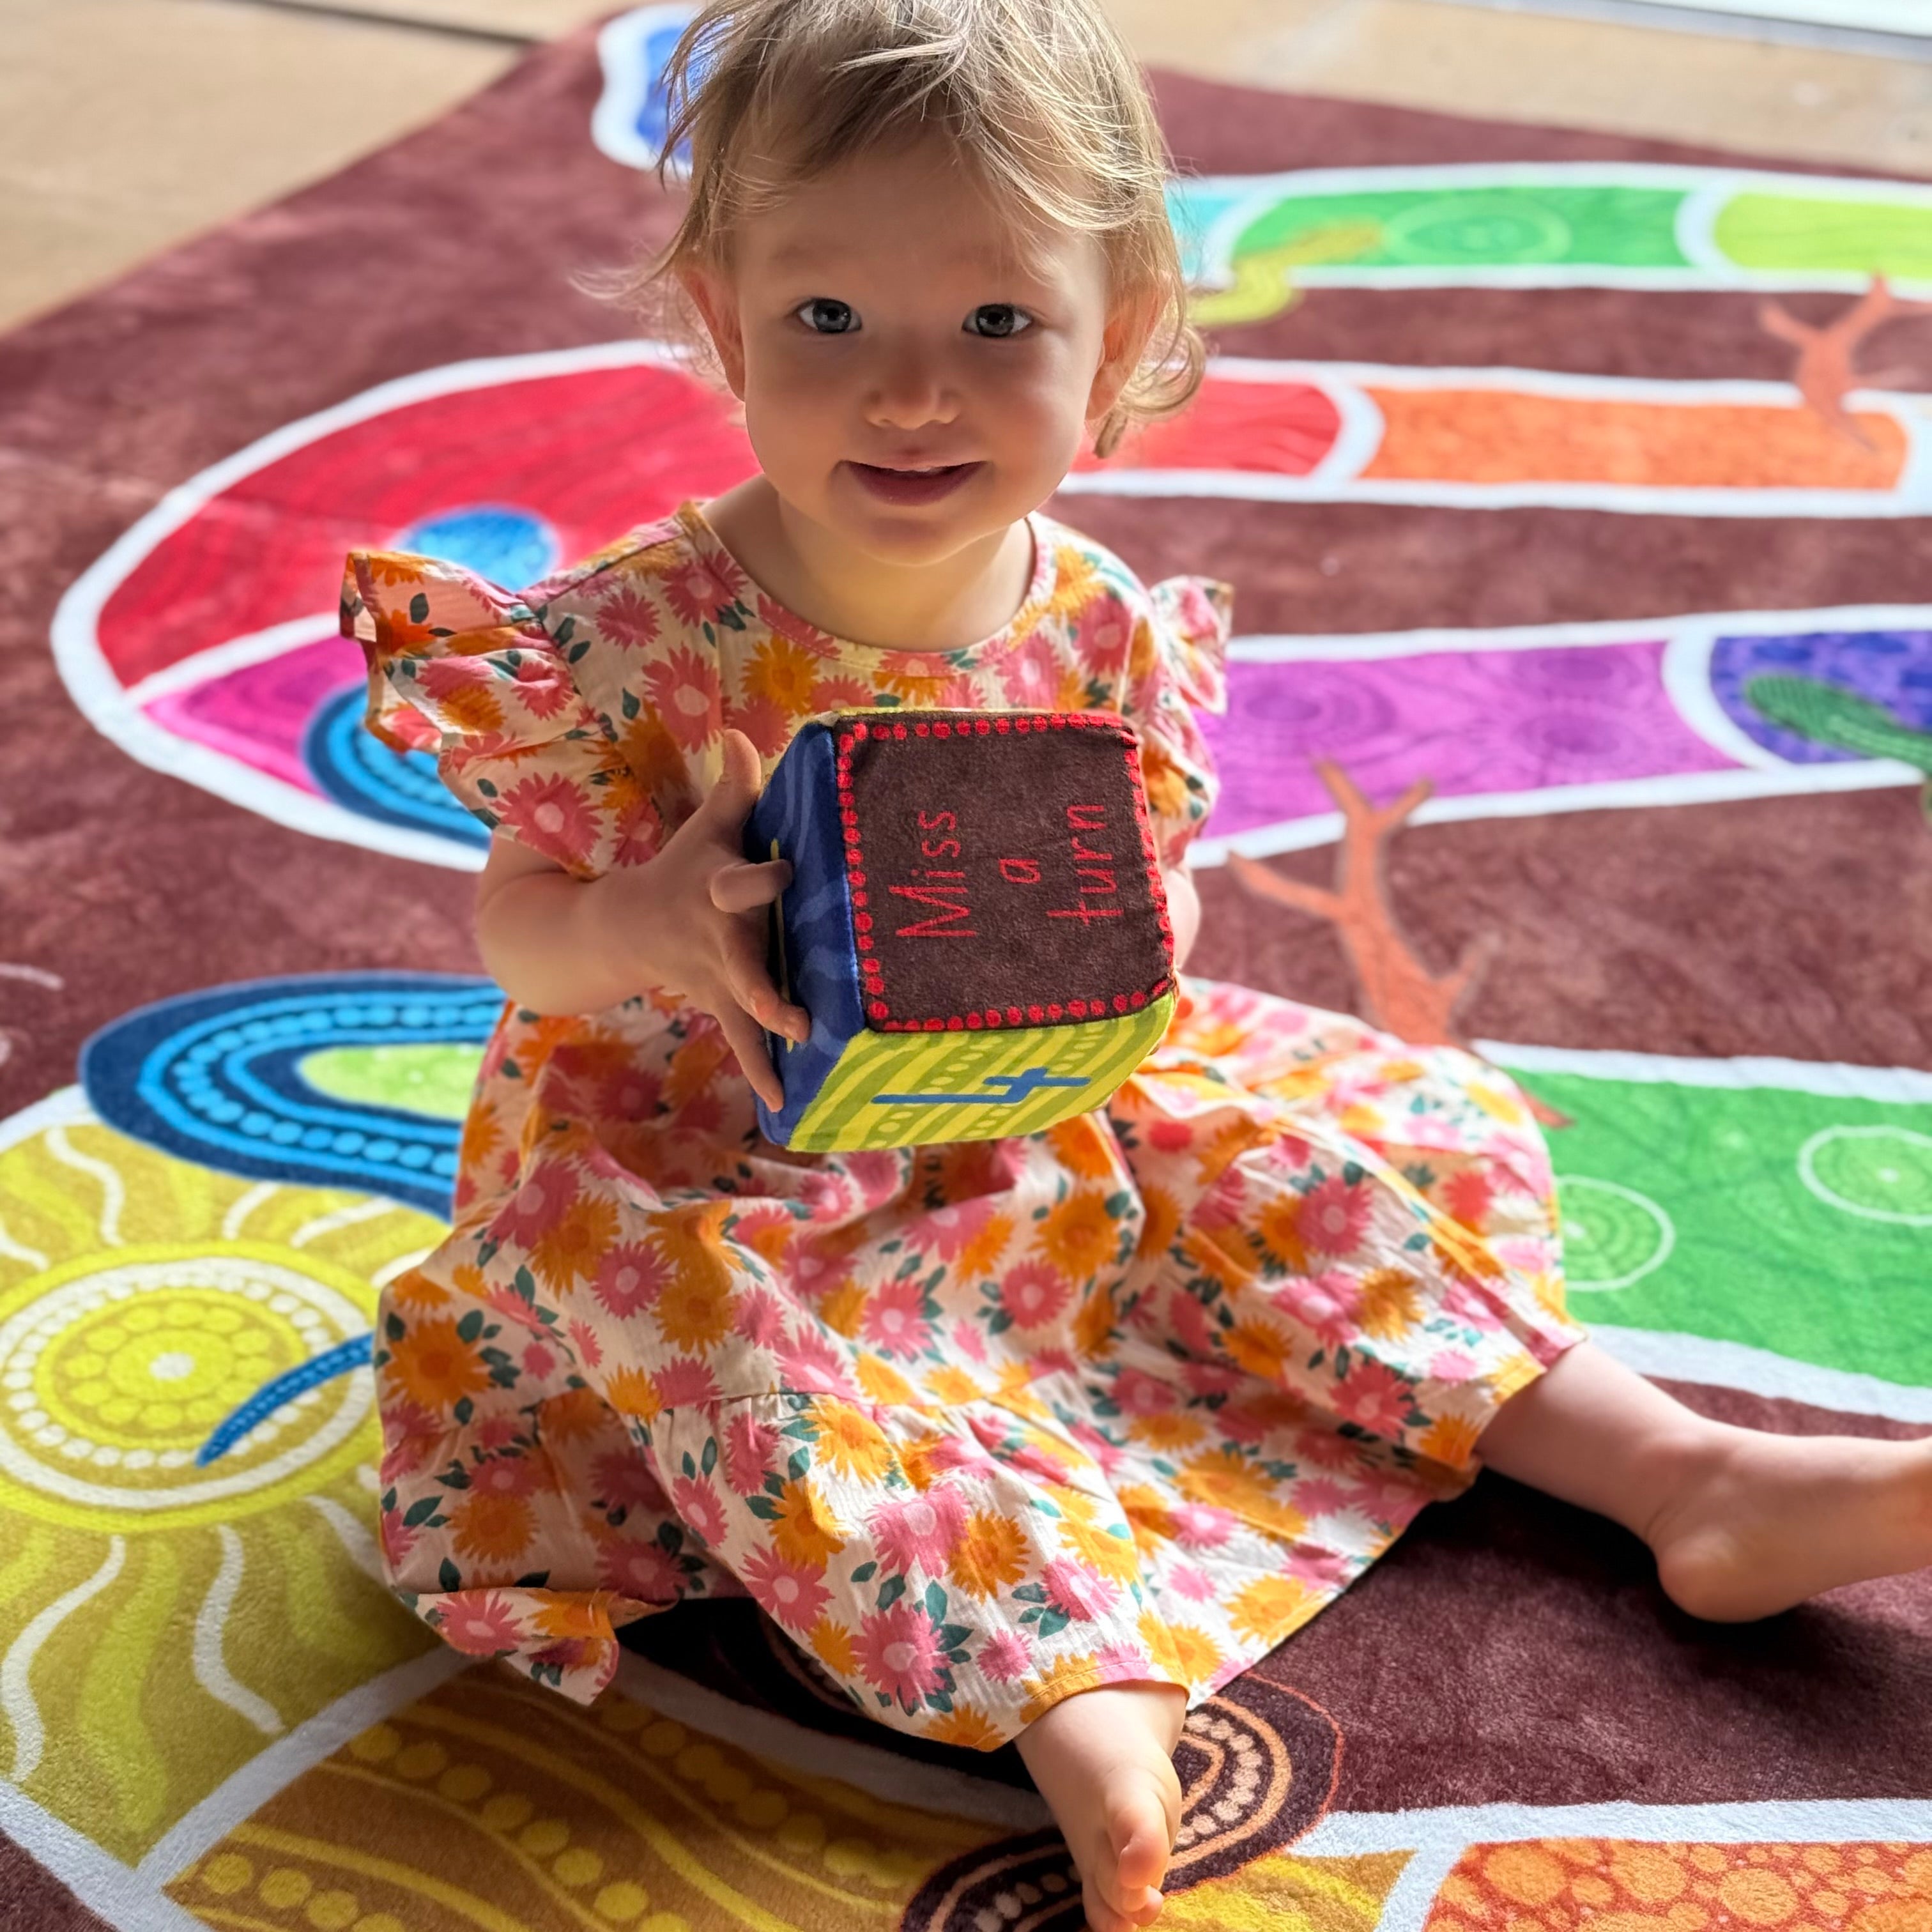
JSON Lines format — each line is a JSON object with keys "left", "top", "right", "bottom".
{"left": 864, "top": 344, "right": 960, "bottom": 429}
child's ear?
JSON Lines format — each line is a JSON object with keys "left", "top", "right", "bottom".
{"left": 1085, "top": 291, "right": 1156, "bottom": 434}
{"left": 680, "top": 265, "right": 747, "bottom": 399}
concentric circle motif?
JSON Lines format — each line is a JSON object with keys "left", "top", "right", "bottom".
{"left": 80, "top": 971, "right": 499, "bottom": 1213}
{"left": 1380, "top": 193, "right": 1572, "bottom": 264}
{"left": 897, "top": 1676, "right": 1341, "bottom": 1929}
{"left": 1555, "top": 1175, "right": 1675, "bottom": 1291}
{"left": 0, "top": 1246, "right": 376, "bottom": 1531}
{"left": 1798, "top": 1124, "right": 1932, "bottom": 1225}
{"left": 302, "top": 686, "right": 489, "bottom": 848}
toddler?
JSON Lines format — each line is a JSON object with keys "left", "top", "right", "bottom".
{"left": 342, "top": 3, "right": 1932, "bottom": 1927}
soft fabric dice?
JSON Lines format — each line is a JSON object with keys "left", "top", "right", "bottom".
{"left": 744, "top": 709, "right": 1177, "bottom": 1151}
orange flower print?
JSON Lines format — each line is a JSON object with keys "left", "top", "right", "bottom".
{"left": 744, "top": 635, "right": 821, "bottom": 715}
{"left": 1038, "top": 1191, "right": 1118, "bottom": 1280}
{"left": 1229, "top": 1574, "right": 1315, "bottom": 1647}
{"left": 654, "top": 1269, "right": 733, "bottom": 1350}
{"left": 1044, "top": 1115, "right": 1120, "bottom": 1182}
{"left": 1255, "top": 1194, "right": 1307, "bottom": 1273}
{"left": 532, "top": 1193, "right": 621, "bottom": 1293}
{"left": 949, "top": 1510, "right": 1030, "bottom": 1597}
{"left": 771, "top": 1480, "right": 847, "bottom": 1568}
{"left": 924, "top": 1706, "right": 1006, "bottom": 1751}
{"left": 811, "top": 1401, "right": 896, "bottom": 1483}
{"left": 643, "top": 645, "right": 721, "bottom": 749}
{"left": 1358, "top": 1267, "right": 1423, "bottom": 1340}
{"left": 450, "top": 1490, "right": 536, "bottom": 1566}
{"left": 1062, "top": 1514, "right": 1142, "bottom": 1585}
{"left": 808, "top": 1615, "right": 857, "bottom": 1678}
{"left": 388, "top": 1317, "right": 489, "bottom": 1412}
{"left": 606, "top": 1366, "right": 662, "bottom": 1422}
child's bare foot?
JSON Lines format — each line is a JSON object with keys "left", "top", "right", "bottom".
{"left": 1644, "top": 1425, "right": 1932, "bottom": 1622}
{"left": 1015, "top": 1683, "right": 1186, "bottom": 1932}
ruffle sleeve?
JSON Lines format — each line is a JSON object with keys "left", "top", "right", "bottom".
{"left": 341, "top": 550, "right": 659, "bottom": 878}
{"left": 1123, "top": 574, "right": 1232, "bottom": 866}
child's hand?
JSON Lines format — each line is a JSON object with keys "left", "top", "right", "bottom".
{"left": 602, "top": 729, "right": 811, "bottom": 1109}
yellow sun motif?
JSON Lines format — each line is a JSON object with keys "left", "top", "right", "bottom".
{"left": 0, "top": 1088, "right": 448, "bottom": 1864}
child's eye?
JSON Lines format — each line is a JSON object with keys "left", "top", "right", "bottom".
{"left": 965, "top": 304, "right": 1032, "bottom": 339}
{"left": 795, "top": 298, "right": 858, "bottom": 334}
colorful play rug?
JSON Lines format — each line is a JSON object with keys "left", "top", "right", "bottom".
{"left": 6, "top": 11, "right": 1932, "bottom": 1930}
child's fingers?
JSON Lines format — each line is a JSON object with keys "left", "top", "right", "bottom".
{"left": 701, "top": 728, "right": 765, "bottom": 831}
{"left": 721, "top": 922, "right": 812, "bottom": 1045}
{"left": 716, "top": 1001, "right": 786, "bottom": 1111}
{"left": 709, "top": 857, "right": 791, "bottom": 913}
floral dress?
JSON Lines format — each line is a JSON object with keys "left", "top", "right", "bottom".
{"left": 342, "top": 502, "right": 1583, "bottom": 1740}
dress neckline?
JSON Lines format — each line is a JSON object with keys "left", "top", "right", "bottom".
{"left": 673, "top": 498, "right": 1056, "bottom": 670}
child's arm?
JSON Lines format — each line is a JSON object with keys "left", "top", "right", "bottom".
{"left": 1162, "top": 863, "right": 1200, "bottom": 972}
{"left": 474, "top": 730, "right": 809, "bottom": 1107}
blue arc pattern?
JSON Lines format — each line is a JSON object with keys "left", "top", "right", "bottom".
{"left": 80, "top": 971, "right": 503, "bottom": 1215}
{"left": 197, "top": 1334, "right": 374, "bottom": 1465}
{"left": 303, "top": 684, "right": 489, "bottom": 848}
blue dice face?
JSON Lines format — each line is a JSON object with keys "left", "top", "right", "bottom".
{"left": 744, "top": 721, "right": 862, "bottom": 1142}
{"left": 745, "top": 710, "right": 1176, "bottom": 1149}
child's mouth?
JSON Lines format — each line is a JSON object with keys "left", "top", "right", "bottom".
{"left": 846, "top": 461, "right": 981, "bottom": 506}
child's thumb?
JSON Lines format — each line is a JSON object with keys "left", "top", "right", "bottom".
{"left": 705, "top": 728, "right": 764, "bottom": 822}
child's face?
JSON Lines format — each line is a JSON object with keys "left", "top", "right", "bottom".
{"left": 688, "top": 140, "right": 1135, "bottom": 578}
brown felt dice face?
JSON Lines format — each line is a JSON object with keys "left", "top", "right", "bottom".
{"left": 841, "top": 711, "right": 1173, "bottom": 1032}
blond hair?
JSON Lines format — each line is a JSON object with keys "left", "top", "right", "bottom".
{"left": 620, "top": 0, "right": 1202, "bottom": 457}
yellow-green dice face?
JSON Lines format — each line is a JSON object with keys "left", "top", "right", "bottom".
{"left": 785, "top": 993, "right": 1176, "bottom": 1151}
{"left": 748, "top": 710, "right": 1177, "bottom": 1150}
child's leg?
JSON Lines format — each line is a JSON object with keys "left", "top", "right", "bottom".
{"left": 1478, "top": 1339, "right": 1932, "bottom": 1620}
{"left": 1015, "top": 1683, "right": 1186, "bottom": 1932}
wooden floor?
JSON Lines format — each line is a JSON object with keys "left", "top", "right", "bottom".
{"left": 2, "top": 0, "right": 1928, "bottom": 333}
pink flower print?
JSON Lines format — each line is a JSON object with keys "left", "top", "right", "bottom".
{"left": 380, "top": 1508, "right": 421, "bottom": 1571}
{"left": 868, "top": 1485, "right": 967, "bottom": 1577}
{"left": 758, "top": 595, "right": 838, "bottom": 658}
{"left": 855, "top": 1601, "right": 946, "bottom": 1710}
{"left": 917, "top": 1430, "right": 994, "bottom": 1480}
{"left": 664, "top": 555, "right": 743, "bottom": 627}
{"left": 742, "top": 1549, "right": 832, "bottom": 1634}
{"left": 775, "top": 1324, "right": 858, "bottom": 1397}
{"left": 1169, "top": 1504, "right": 1232, "bottom": 1551}
{"left": 861, "top": 1277, "right": 933, "bottom": 1359}
{"left": 1293, "top": 1478, "right": 1356, "bottom": 1521}
{"left": 655, "top": 1356, "right": 721, "bottom": 1407}
{"left": 1299, "top": 1176, "right": 1374, "bottom": 1257}
{"left": 496, "top": 1162, "right": 579, "bottom": 1249}
{"left": 809, "top": 673, "right": 875, "bottom": 712}
{"left": 1173, "top": 1564, "right": 1222, "bottom": 1606}
{"left": 734, "top": 1286, "right": 785, "bottom": 1347}
{"left": 1169, "top": 1289, "right": 1219, "bottom": 1360}
{"left": 1274, "top": 1269, "right": 1363, "bottom": 1351}
{"left": 494, "top": 774, "right": 602, "bottom": 869}
{"left": 1181, "top": 1360, "right": 1243, "bottom": 1400}
{"left": 599, "top": 1538, "right": 685, "bottom": 1601}
{"left": 596, "top": 1065, "right": 662, "bottom": 1121}
{"left": 439, "top": 1592, "right": 525, "bottom": 1657}
{"left": 506, "top": 653, "right": 572, "bottom": 721}
{"left": 1043, "top": 1556, "right": 1119, "bottom": 1623}
{"left": 731, "top": 694, "right": 791, "bottom": 759}
{"left": 1215, "top": 1402, "right": 1274, "bottom": 1450}
{"left": 843, "top": 1149, "right": 903, "bottom": 1202}
{"left": 1287, "top": 1545, "right": 1351, "bottom": 1590}
{"left": 995, "top": 1261, "right": 1070, "bottom": 1331}
{"left": 949, "top": 1317, "right": 988, "bottom": 1364}
{"left": 567, "top": 1317, "right": 604, "bottom": 1370}
{"left": 470, "top": 1454, "right": 538, "bottom": 1499}
{"left": 924, "top": 1202, "right": 988, "bottom": 1262}
{"left": 473, "top": 1415, "right": 519, "bottom": 1453}
{"left": 1074, "top": 605, "right": 1130, "bottom": 676}
{"left": 1333, "top": 1360, "right": 1415, "bottom": 1438}
{"left": 611, "top": 793, "right": 666, "bottom": 870}
{"left": 591, "top": 1450, "right": 669, "bottom": 1514}
{"left": 1097, "top": 1642, "right": 1153, "bottom": 1684}
{"left": 593, "top": 1243, "right": 667, "bottom": 1320}
{"left": 1441, "top": 1167, "right": 1494, "bottom": 1231}
{"left": 1292, "top": 1426, "right": 1365, "bottom": 1474}
{"left": 670, "top": 1473, "right": 727, "bottom": 1547}
{"left": 595, "top": 584, "right": 662, "bottom": 650}
{"left": 1108, "top": 1368, "right": 1172, "bottom": 1418}
{"left": 521, "top": 1339, "right": 557, "bottom": 1381}
{"left": 643, "top": 646, "right": 721, "bottom": 750}
{"left": 976, "top": 1629, "right": 1031, "bottom": 1683}
{"left": 997, "top": 630, "right": 1061, "bottom": 707}
{"left": 1427, "top": 1347, "right": 1478, "bottom": 1382}
{"left": 723, "top": 1410, "right": 779, "bottom": 1496}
